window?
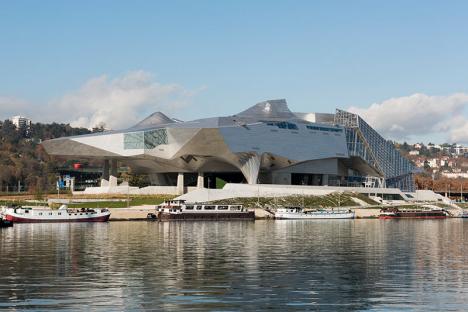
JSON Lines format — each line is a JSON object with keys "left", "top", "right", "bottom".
{"left": 124, "top": 129, "right": 168, "bottom": 150}
{"left": 124, "top": 132, "right": 144, "bottom": 149}
{"left": 196, "top": 206, "right": 202, "bottom": 210}
{"left": 230, "top": 205, "right": 241, "bottom": 211}
{"left": 185, "top": 205, "right": 194, "bottom": 210}
{"left": 144, "top": 129, "right": 168, "bottom": 148}
{"left": 306, "top": 125, "right": 343, "bottom": 133}
{"left": 204, "top": 206, "right": 215, "bottom": 210}
{"left": 58, "top": 213, "right": 61, "bottom": 215}
{"left": 39, "top": 212, "right": 42, "bottom": 216}
{"left": 218, "top": 206, "right": 228, "bottom": 210}
{"left": 49, "top": 212, "right": 53, "bottom": 215}
{"left": 25, "top": 210, "right": 29, "bottom": 213}
{"left": 265, "top": 121, "right": 298, "bottom": 130}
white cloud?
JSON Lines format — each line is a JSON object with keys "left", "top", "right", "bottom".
{"left": 0, "top": 97, "right": 31, "bottom": 118}
{"left": 348, "top": 93, "right": 468, "bottom": 143}
{"left": 50, "top": 70, "right": 196, "bottom": 129}
{"left": 0, "top": 71, "right": 199, "bottom": 129}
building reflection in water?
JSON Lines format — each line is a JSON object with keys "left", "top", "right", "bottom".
{"left": 1, "top": 220, "right": 468, "bottom": 310}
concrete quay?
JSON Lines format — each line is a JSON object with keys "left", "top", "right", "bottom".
{"left": 105, "top": 206, "right": 382, "bottom": 221}
{"left": 108, "top": 207, "right": 155, "bottom": 221}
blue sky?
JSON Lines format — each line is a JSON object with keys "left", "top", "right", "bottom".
{"left": 1, "top": 1, "right": 468, "bottom": 143}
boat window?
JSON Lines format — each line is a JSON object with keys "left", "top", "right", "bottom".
{"left": 196, "top": 206, "right": 202, "bottom": 210}
{"left": 230, "top": 205, "right": 241, "bottom": 211}
{"left": 218, "top": 206, "right": 228, "bottom": 210}
{"left": 39, "top": 212, "right": 42, "bottom": 215}
{"left": 205, "top": 206, "right": 215, "bottom": 210}
{"left": 25, "top": 210, "right": 29, "bottom": 213}
{"left": 58, "top": 213, "right": 61, "bottom": 215}
{"left": 185, "top": 205, "right": 194, "bottom": 210}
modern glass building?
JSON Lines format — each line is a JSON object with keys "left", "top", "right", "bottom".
{"left": 42, "top": 99, "right": 415, "bottom": 192}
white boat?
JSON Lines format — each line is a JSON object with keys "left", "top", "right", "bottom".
{"left": 274, "top": 207, "right": 355, "bottom": 219}
{"left": 155, "top": 200, "right": 255, "bottom": 221}
{"left": 2, "top": 205, "right": 111, "bottom": 223}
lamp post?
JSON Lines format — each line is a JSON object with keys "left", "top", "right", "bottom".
{"left": 461, "top": 182, "right": 463, "bottom": 203}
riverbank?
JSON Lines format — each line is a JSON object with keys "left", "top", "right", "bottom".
{"left": 107, "top": 206, "right": 155, "bottom": 221}
{"left": 106, "top": 207, "right": 393, "bottom": 221}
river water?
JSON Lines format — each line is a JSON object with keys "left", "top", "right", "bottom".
{"left": 1, "top": 220, "right": 468, "bottom": 311}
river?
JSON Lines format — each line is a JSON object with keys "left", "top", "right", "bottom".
{"left": 1, "top": 219, "right": 468, "bottom": 311}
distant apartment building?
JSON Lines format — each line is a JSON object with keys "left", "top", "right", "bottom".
{"left": 427, "top": 158, "right": 440, "bottom": 168}
{"left": 9, "top": 115, "right": 32, "bottom": 136}
{"left": 10, "top": 115, "right": 31, "bottom": 128}
{"left": 442, "top": 172, "right": 468, "bottom": 179}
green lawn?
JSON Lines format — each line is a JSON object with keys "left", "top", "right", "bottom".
{"left": 66, "top": 195, "right": 176, "bottom": 208}
{"left": 211, "top": 192, "right": 379, "bottom": 208}
{"left": 0, "top": 200, "right": 48, "bottom": 207}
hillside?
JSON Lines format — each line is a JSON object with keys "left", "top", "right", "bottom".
{"left": 0, "top": 120, "right": 92, "bottom": 194}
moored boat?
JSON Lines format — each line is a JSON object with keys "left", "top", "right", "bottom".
{"left": 274, "top": 207, "right": 355, "bottom": 219}
{"left": 379, "top": 207, "right": 448, "bottom": 219}
{"left": 0, "top": 216, "right": 13, "bottom": 228}
{"left": 3, "top": 205, "right": 111, "bottom": 223}
{"left": 156, "top": 200, "right": 255, "bottom": 221}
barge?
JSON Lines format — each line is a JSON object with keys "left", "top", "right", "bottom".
{"left": 274, "top": 207, "right": 355, "bottom": 219}
{"left": 155, "top": 200, "right": 255, "bottom": 221}
{"left": 3, "top": 205, "right": 111, "bottom": 223}
{"left": 379, "top": 207, "right": 448, "bottom": 219}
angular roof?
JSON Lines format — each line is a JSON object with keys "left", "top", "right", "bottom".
{"left": 130, "top": 112, "right": 175, "bottom": 129}
{"left": 235, "top": 99, "right": 295, "bottom": 119}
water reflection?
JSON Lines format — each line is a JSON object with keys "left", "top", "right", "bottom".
{"left": 1, "top": 220, "right": 468, "bottom": 310}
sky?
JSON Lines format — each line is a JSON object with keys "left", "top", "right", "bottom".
{"left": 1, "top": 1, "right": 468, "bottom": 143}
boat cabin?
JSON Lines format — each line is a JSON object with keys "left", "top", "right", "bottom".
{"left": 156, "top": 201, "right": 245, "bottom": 214}
{"left": 276, "top": 207, "right": 303, "bottom": 214}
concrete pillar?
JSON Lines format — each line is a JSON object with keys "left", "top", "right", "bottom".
{"left": 322, "top": 174, "right": 329, "bottom": 186}
{"left": 110, "top": 159, "right": 118, "bottom": 177}
{"left": 197, "top": 172, "right": 204, "bottom": 189}
{"left": 101, "top": 159, "right": 110, "bottom": 187}
{"left": 177, "top": 173, "right": 185, "bottom": 195}
{"left": 70, "top": 177, "right": 75, "bottom": 191}
{"left": 109, "top": 159, "right": 118, "bottom": 187}
{"left": 312, "top": 174, "right": 320, "bottom": 186}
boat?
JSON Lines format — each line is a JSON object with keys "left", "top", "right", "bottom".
{"left": 0, "top": 215, "right": 13, "bottom": 228}
{"left": 2, "top": 205, "right": 111, "bottom": 223}
{"left": 156, "top": 200, "right": 255, "bottom": 221}
{"left": 379, "top": 207, "right": 448, "bottom": 219}
{"left": 274, "top": 207, "right": 355, "bottom": 219}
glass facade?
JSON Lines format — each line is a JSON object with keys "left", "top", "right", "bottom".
{"left": 265, "top": 121, "right": 298, "bottom": 130}
{"left": 124, "top": 129, "right": 168, "bottom": 150}
{"left": 335, "top": 109, "right": 415, "bottom": 192}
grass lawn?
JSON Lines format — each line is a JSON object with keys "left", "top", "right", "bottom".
{"left": 66, "top": 195, "right": 176, "bottom": 208}
{"left": 212, "top": 192, "right": 379, "bottom": 208}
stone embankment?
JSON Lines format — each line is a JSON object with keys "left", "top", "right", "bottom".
{"left": 108, "top": 206, "right": 155, "bottom": 221}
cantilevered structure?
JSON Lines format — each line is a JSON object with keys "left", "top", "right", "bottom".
{"left": 42, "top": 99, "right": 415, "bottom": 193}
